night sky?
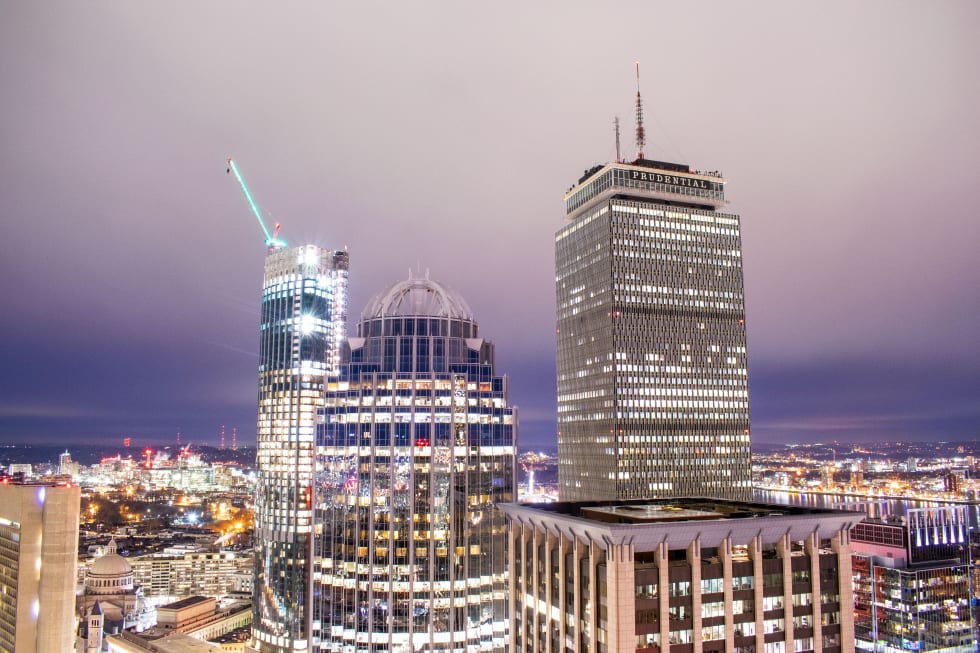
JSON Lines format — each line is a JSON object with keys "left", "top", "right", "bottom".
{"left": 1, "top": 3, "right": 977, "bottom": 449}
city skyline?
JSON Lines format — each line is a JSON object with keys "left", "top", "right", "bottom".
{"left": 1, "top": 3, "right": 977, "bottom": 449}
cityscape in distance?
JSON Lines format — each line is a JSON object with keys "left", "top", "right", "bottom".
{"left": 1, "top": 3, "right": 977, "bottom": 653}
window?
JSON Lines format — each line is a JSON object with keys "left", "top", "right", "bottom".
{"left": 670, "top": 581, "right": 691, "bottom": 597}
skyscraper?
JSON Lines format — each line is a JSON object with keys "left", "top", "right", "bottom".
{"left": 314, "top": 273, "right": 516, "bottom": 652}
{"left": 253, "top": 244, "right": 349, "bottom": 653}
{"left": 0, "top": 481, "right": 80, "bottom": 653}
{"left": 556, "top": 157, "right": 752, "bottom": 501}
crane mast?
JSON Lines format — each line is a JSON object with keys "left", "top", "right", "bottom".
{"left": 226, "top": 157, "right": 287, "bottom": 251}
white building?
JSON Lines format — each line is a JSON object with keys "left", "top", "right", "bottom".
{"left": 76, "top": 539, "right": 155, "bottom": 652}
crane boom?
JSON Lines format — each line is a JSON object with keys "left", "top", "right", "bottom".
{"left": 226, "top": 157, "right": 287, "bottom": 250}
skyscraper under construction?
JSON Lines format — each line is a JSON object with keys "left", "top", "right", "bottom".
{"left": 252, "top": 245, "right": 349, "bottom": 653}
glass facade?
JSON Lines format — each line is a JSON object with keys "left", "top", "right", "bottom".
{"left": 314, "top": 275, "right": 516, "bottom": 652}
{"left": 854, "top": 559, "right": 973, "bottom": 653}
{"left": 556, "top": 159, "right": 752, "bottom": 501}
{"left": 851, "top": 506, "right": 976, "bottom": 653}
{"left": 0, "top": 521, "right": 18, "bottom": 651}
{"left": 253, "top": 245, "right": 349, "bottom": 653}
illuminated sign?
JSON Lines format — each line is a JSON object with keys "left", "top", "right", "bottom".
{"left": 628, "top": 169, "right": 721, "bottom": 193}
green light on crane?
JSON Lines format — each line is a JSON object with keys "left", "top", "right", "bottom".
{"left": 226, "top": 157, "right": 287, "bottom": 250}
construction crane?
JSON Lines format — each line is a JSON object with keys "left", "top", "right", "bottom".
{"left": 226, "top": 157, "right": 287, "bottom": 251}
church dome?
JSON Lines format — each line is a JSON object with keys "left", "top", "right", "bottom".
{"left": 361, "top": 272, "right": 474, "bottom": 322}
{"left": 89, "top": 552, "right": 132, "bottom": 577}
{"left": 86, "top": 540, "right": 134, "bottom": 594}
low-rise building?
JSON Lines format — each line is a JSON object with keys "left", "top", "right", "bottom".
{"left": 500, "top": 498, "right": 860, "bottom": 653}
{"left": 851, "top": 505, "right": 974, "bottom": 653}
{"left": 105, "top": 596, "right": 250, "bottom": 653}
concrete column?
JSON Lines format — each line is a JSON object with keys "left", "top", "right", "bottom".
{"left": 509, "top": 521, "right": 519, "bottom": 651}
{"left": 544, "top": 529, "right": 558, "bottom": 653}
{"left": 586, "top": 540, "right": 599, "bottom": 653}
{"left": 688, "top": 537, "right": 702, "bottom": 653}
{"left": 721, "top": 536, "right": 734, "bottom": 653}
{"left": 658, "top": 541, "right": 670, "bottom": 651}
{"left": 556, "top": 532, "right": 565, "bottom": 653}
{"left": 777, "top": 533, "right": 794, "bottom": 650}
{"left": 604, "top": 541, "right": 636, "bottom": 653}
{"left": 805, "top": 531, "right": 823, "bottom": 652}
{"left": 532, "top": 526, "right": 542, "bottom": 653}
{"left": 832, "top": 528, "right": 855, "bottom": 653}
{"left": 748, "top": 534, "right": 764, "bottom": 653}
{"left": 572, "top": 535, "right": 584, "bottom": 653}
{"left": 37, "top": 485, "right": 81, "bottom": 653}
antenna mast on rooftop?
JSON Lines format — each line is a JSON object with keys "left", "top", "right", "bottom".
{"left": 634, "top": 61, "right": 646, "bottom": 160}
{"left": 614, "top": 116, "right": 622, "bottom": 162}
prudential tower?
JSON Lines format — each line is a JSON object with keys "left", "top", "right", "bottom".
{"left": 556, "top": 76, "right": 752, "bottom": 501}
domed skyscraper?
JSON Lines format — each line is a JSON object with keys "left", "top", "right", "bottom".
{"left": 314, "top": 272, "right": 516, "bottom": 652}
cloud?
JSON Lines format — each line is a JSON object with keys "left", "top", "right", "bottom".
{"left": 0, "top": 403, "right": 102, "bottom": 420}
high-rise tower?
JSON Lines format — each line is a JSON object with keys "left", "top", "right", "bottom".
{"left": 314, "top": 273, "right": 516, "bottom": 652}
{"left": 0, "top": 482, "right": 80, "bottom": 653}
{"left": 556, "top": 158, "right": 752, "bottom": 501}
{"left": 253, "top": 244, "right": 349, "bottom": 653}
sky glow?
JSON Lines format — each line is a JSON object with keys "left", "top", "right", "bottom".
{"left": 0, "top": 3, "right": 976, "bottom": 447}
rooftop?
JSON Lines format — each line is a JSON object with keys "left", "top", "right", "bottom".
{"left": 534, "top": 497, "right": 838, "bottom": 522}
{"left": 501, "top": 498, "right": 863, "bottom": 551}
{"left": 563, "top": 158, "right": 729, "bottom": 215}
{"left": 160, "top": 595, "right": 212, "bottom": 611}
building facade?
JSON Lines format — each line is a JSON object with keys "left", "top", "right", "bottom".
{"left": 125, "top": 551, "right": 253, "bottom": 602}
{"left": 0, "top": 482, "right": 80, "bottom": 653}
{"left": 851, "top": 506, "right": 975, "bottom": 653}
{"left": 556, "top": 159, "right": 752, "bottom": 501}
{"left": 253, "top": 245, "right": 349, "bottom": 653}
{"left": 501, "top": 498, "right": 859, "bottom": 653}
{"left": 314, "top": 274, "right": 516, "bottom": 652}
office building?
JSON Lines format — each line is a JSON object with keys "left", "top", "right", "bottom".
{"left": 252, "top": 245, "right": 349, "bottom": 653}
{"left": 851, "top": 505, "right": 974, "bottom": 653}
{"left": 556, "top": 157, "right": 752, "bottom": 501}
{"left": 315, "top": 273, "right": 516, "bottom": 652}
{"left": 0, "top": 481, "right": 80, "bottom": 653}
{"left": 59, "top": 450, "right": 78, "bottom": 478}
{"left": 500, "top": 498, "right": 859, "bottom": 653}
{"left": 122, "top": 550, "right": 253, "bottom": 602}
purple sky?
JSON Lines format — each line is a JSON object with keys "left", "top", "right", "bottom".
{"left": 1, "top": 3, "right": 977, "bottom": 449}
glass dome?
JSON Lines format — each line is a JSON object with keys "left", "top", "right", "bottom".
{"left": 361, "top": 272, "right": 473, "bottom": 321}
